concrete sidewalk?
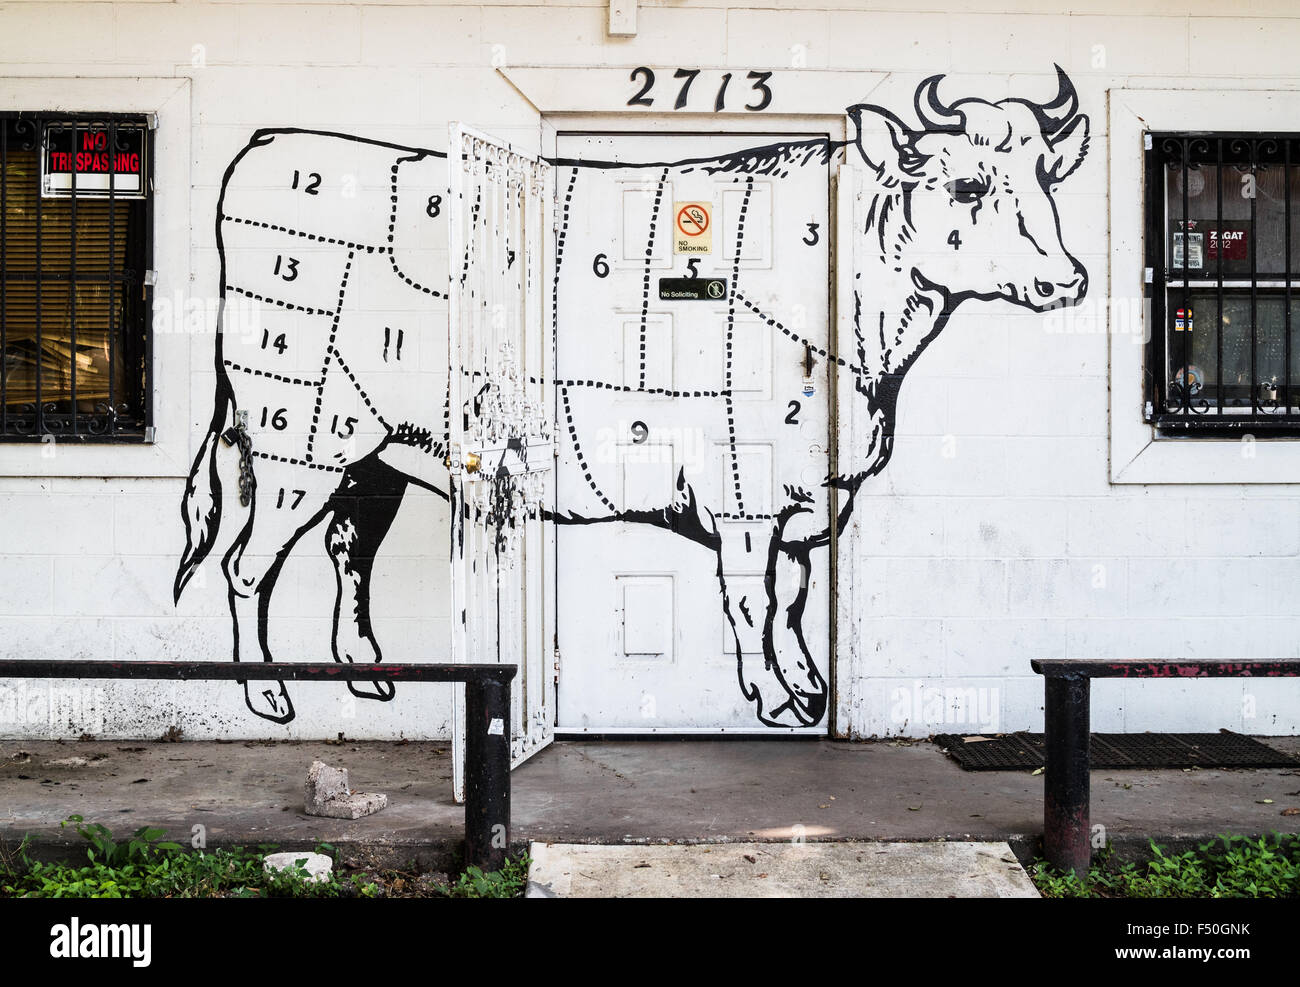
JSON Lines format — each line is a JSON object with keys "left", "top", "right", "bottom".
{"left": 2, "top": 737, "right": 1298, "bottom": 869}
{"left": 526, "top": 841, "right": 1041, "bottom": 898}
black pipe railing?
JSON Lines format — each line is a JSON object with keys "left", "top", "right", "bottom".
{"left": 1031, "top": 658, "right": 1300, "bottom": 875}
{"left": 0, "top": 660, "right": 516, "bottom": 872}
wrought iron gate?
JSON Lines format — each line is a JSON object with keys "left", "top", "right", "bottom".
{"left": 447, "top": 123, "right": 555, "bottom": 801}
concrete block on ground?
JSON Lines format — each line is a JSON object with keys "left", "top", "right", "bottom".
{"left": 304, "top": 759, "right": 387, "bottom": 819}
{"left": 264, "top": 851, "right": 334, "bottom": 884}
{"left": 306, "top": 759, "right": 349, "bottom": 803}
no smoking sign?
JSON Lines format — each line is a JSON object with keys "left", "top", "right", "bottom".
{"left": 673, "top": 201, "right": 712, "bottom": 254}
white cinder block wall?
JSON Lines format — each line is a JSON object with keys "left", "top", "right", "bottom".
{"left": 0, "top": 0, "right": 1296, "bottom": 739}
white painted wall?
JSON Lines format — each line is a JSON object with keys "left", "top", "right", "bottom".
{"left": 0, "top": 0, "right": 1295, "bottom": 739}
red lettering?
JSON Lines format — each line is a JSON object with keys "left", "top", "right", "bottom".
{"left": 49, "top": 129, "right": 140, "bottom": 182}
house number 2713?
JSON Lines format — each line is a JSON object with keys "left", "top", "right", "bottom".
{"left": 627, "top": 68, "right": 774, "bottom": 112}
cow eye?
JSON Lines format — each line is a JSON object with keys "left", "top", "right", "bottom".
{"left": 946, "top": 178, "right": 989, "bottom": 203}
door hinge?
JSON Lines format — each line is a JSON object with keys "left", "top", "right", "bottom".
{"left": 553, "top": 645, "right": 561, "bottom": 684}
{"left": 1143, "top": 132, "right": 1153, "bottom": 151}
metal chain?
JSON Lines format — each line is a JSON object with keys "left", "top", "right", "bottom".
{"left": 234, "top": 425, "right": 254, "bottom": 507}
{"left": 222, "top": 417, "right": 255, "bottom": 507}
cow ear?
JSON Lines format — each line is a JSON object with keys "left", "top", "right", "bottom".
{"left": 847, "top": 104, "right": 928, "bottom": 185}
{"left": 1045, "top": 114, "right": 1089, "bottom": 184}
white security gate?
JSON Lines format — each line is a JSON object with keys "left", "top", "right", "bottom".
{"left": 448, "top": 123, "right": 555, "bottom": 800}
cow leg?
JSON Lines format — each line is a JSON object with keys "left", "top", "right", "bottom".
{"left": 222, "top": 459, "right": 340, "bottom": 724}
{"left": 724, "top": 486, "right": 845, "bottom": 728}
{"left": 325, "top": 454, "right": 409, "bottom": 701}
{"left": 754, "top": 484, "right": 859, "bottom": 727}
{"left": 716, "top": 540, "right": 785, "bottom": 723}
{"left": 719, "top": 521, "right": 824, "bottom": 728}
{"left": 760, "top": 517, "right": 829, "bottom": 727}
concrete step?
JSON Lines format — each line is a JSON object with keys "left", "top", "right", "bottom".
{"left": 525, "top": 840, "right": 1041, "bottom": 898}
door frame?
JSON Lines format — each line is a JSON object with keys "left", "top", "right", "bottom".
{"left": 545, "top": 113, "right": 846, "bottom": 736}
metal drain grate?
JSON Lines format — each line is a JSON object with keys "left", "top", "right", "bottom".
{"left": 933, "top": 731, "right": 1297, "bottom": 771}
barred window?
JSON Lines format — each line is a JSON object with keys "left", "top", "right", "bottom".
{"left": 1146, "top": 133, "right": 1300, "bottom": 434}
{"left": 0, "top": 113, "right": 152, "bottom": 440}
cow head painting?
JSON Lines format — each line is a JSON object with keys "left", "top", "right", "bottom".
{"left": 852, "top": 68, "right": 1088, "bottom": 314}
{"left": 176, "top": 68, "right": 1091, "bottom": 729}
{"left": 836, "top": 66, "right": 1089, "bottom": 489}
{"left": 862, "top": 82, "right": 1085, "bottom": 314}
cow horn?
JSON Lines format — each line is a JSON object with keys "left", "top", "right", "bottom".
{"left": 914, "top": 74, "right": 964, "bottom": 132}
{"left": 1039, "top": 65, "right": 1079, "bottom": 139}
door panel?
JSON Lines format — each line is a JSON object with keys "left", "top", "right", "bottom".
{"left": 554, "top": 132, "right": 832, "bottom": 732}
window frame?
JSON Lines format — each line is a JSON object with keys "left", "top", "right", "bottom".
{"left": 1109, "top": 87, "right": 1300, "bottom": 485}
{"left": 0, "top": 77, "right": 190, "bottom": 479}
{"left": 1144, "top": 131, "right": 1300, "bottom": 437}
{"left": 0, "top": 110, "right": 155, "bottom": 442}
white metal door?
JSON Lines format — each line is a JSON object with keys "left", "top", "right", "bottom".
{"left": 449, "top": 123, "right": 555, "bottom": 800}
{"left": 553, "top": 132, "right": 832, "bottom": 733}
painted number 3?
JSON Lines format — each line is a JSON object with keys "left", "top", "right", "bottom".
{"left": 628, "top": 68, "right": 773, "bottom": 113}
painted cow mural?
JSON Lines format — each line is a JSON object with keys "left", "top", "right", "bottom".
{"left": 175, "top": 69, "right": 1091, "bottom": 726}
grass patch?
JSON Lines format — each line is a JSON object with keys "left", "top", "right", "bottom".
{"left": 0, "top": 815, "right": 529, "bottom": 899}
{"left": 1032, "top": 832, "right": 1300, "bottom": 898}
{"left": 440, "top": 856, "right": 532, "bottom": 899}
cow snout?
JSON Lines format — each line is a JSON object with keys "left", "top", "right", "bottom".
{"left": 1033, "top": 263, "right": 1087, "bottom": 308}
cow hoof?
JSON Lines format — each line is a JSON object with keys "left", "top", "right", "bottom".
{"left": 796, "top": 689, "right": 827, "bottom": 727}
{"left": 759, "top": 698, "right": 822, "bottom": 729}
{"left": 348, "top": 680, "right": 395, "bottom": 702}
{"left": 244, "top": 680, "right": 295, "bottom": 723}
{"left": 739, "top": 652, "right": 827, "bottom": 728}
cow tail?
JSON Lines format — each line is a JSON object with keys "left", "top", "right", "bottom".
{"left": 174, "top": 384, "right": 233, "bottom": 603}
